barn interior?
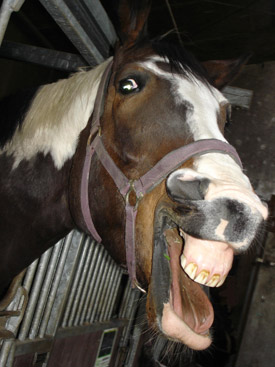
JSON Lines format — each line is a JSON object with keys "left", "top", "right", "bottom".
{"left": 0, "top": 0, "right": 274, "bottom": 366}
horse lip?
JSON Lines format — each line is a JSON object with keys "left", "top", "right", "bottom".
{"left": 150, "top": 208, "right": 172, "bottom": 310}
{"left": 163, "top": 196, "right": 266, "bottom": 253}
{"left": 149, "top": 202, "right": 214, "bottom": 348}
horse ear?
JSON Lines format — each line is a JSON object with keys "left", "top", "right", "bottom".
{"left": 116, "top": 0, "right": 151, "bottom": 48}
{"left": 202, "top": 55, "right": 251, "bottom": 89}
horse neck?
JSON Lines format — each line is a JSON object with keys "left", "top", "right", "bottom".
{"left": 0, "top": 61, "right": 111, "bottom": 293}
{"left": 0, "top": 152, "right": 74, "bottom": 292}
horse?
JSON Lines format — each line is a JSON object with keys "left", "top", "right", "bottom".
{"left": 0, "top": 0, "right": 268, "bottom": 351}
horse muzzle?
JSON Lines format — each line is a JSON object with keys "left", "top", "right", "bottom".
{"left": 146, "top": 167, "right": 268, "bottom": 350}
{"left": 166, "top": 168, "right": 268, "bottom": 251}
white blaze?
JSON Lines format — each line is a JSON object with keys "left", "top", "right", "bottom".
{"left": 141, "top": 57, "right": 268, "bottom": 220}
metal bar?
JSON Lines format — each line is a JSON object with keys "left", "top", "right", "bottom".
{"left": 222, "top": 86, "right": 253, "bottom": 109}
{"left": 100, "top": 262, "right": 117, "bottom": 321}
{"left": 96, "top": 258, "right": 115, "bottom": 321}
{"left": 153, "top": 336, "right": 167, "bottom": 364}
{"left": 124, "top": 288, "right": 139, "bottom": 319}
{"left": 0, "top": 40, "right": 87, "bottom": 71}
{"left": 22, "top": 259, "right": 39, "bottom": 294}
{"left": 82, "top": 0, "right": 116, "bottom": 45}
{"left": 79, "top": 242, "right": 104, "bottom": 325}
{"left": 62, "top": 0, "right": 110, "bottom": 57}
{"left": 29, "top": 241, "right": 64, "bottom": 339}
{"left": 105, "top": 269, "right": 123, "bottom": 320}
{"left": 5, "top": 281, "right": 28, "bottom": 340}
{"left": 38, "top": 0, "right": 116, "bottom": 66}
{"left": 75, "top": 240, "right": 99, "bottom": 326}
{"left": 61, "top": 235, "right": 89, "bottom": 327}
{"left": 38, "top": 233, "right": 73, "bottom": 338}
{"left": 0, "top": 0, "right": 25, "bottom": 45}
{"left": 5, "top": 340, "right": 15, "bottom": 367}
{"left": 119, "top": 278, "right": 132, "bottom": 319}
{"left": 0, "top": 340, "right": 13, "bottom": 367}
{"left": 89, "top": 256, "right": 112, "bottom": 322}
{"left": 120, "top": 289, "right": 141, "bottom": 347}
{"left": 46, "top": 230, "right": 85, "bottom": 335}
{"left": 68, "top": 238, "right": 94, "bottom": 326}
{"left": 18, "top": 247, "right": 53, "bottom": 340}
{"left": 124, "top": 298, "right": 147, "bottom": 367}
{"left": 86, "top": 250, "right": 108, "bottom": 321}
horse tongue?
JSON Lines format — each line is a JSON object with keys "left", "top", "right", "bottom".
{"left": 165, "top": 229, "right": 214, "bottom": 334}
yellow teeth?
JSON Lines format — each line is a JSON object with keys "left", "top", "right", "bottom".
{"left": 181, "top": 256, "right": 227, "bottom": 287}
{"left": 184, "top": 263, "right": 198, "bottom": 279}
{"left": 206, "top": 274, "right": 220, "bottom": 287}
{"left": 217, "top": 275, "right": 226, "bottom": 287}
{"left": 181, "top": 254, "right": 187, "bottom": 268}
{"left": 179, "top": 229, "right": 186, "bottom": 239}
{"left": 195, "top": 270, "right": 209, "bottom": 285}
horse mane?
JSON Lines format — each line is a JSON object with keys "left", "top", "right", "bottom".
{"left": 151, "top": 39, "right": 209, "bottom": 84}
{"left": 0, "top": 58, "right": 112, "bottom": 169}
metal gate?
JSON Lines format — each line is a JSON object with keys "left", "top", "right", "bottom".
{"left": 0, "top": 231, "right": 141, "bottom": 367}
{"left": 0, "top": 2, "right": 145, "bottom": 366}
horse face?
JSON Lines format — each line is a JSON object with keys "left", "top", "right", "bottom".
{"left": 97, "top": 44, "right": 268, "bottom": 350}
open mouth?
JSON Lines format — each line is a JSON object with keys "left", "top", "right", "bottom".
{"left": 148, "top": 201, "right": 234, "bottom": 350}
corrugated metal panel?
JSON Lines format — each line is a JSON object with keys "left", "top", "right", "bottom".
{"left": 0, "top": 230, "right": 141, "bottom": 366}
{"left": 0, "top": 1, "right": 142, "bottom": 365}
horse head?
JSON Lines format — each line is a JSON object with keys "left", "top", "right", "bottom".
{"left": 0, "top": 0, "right": 268, "bottom": 352}
{"left": 70, "top": 0, "right": 268, "bottom": 350}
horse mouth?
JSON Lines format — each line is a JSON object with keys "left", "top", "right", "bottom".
{"left": 148, "top": 201, "right": 234, "bottom": 350}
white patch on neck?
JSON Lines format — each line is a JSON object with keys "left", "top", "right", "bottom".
{"left": 1, "top": 58, "right": 112, "bottom": 169}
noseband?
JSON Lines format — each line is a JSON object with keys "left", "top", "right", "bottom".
{"left": 80, "top": 60, "right": 242, "bottom": 288}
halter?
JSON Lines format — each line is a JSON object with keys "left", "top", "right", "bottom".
{"left": 80, "top": 60, "right": 243, "bottom": 288}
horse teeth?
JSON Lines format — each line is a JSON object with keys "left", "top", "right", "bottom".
{"left": 217, "top": 275, "right": 227, "bottom": 287}
{"left": 206, "top": 274, "right": 220, "bottom": 287}
{"left": 181, "top": 254, "right": 187, "bottom": 269}
{"left": 184, "top": 262, "right": 197, "bottom": 280}
{"left": 180, "top": 256, "right": 227, "bottom": 288}
{"left": 194, "top": 270, "right": 209, "bottom": 285}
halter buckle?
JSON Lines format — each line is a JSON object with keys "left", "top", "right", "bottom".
{"left": 125, "top": 180, "right": 143, "bottom": 210}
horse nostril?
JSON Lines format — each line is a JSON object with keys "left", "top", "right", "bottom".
{"left": 166, "top": 173, "right": 210, "bottom": 203}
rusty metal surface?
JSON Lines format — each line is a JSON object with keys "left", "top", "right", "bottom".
{"left": 47, "top": 330, "right": 103, "bottom": 367}
{"left": 235, "top": 254, "right": 275, "bottom": 366}
{"left": 225, "top": 61, "right": 275, "bottom": 200}
{"left": 235, "top": 197, "right": 275, "bottom": 367}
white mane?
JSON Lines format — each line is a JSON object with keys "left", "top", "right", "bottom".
{"left": 2, "top": 58, "right": 112, "bottom": 169}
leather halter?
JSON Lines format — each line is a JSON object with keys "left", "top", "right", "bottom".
{"left": 80, "top": 60, "right": 243, "bottom": 288}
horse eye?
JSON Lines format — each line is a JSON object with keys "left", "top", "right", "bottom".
{"left": 119, "top": 78, "right": 140, "bottom": 95}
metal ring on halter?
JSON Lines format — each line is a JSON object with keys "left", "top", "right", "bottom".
{"left": 125, "top": 180, "right": 144, "bottom": 210}
{"left": 134, "top": 281, "right": 147, "bottom": 294}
